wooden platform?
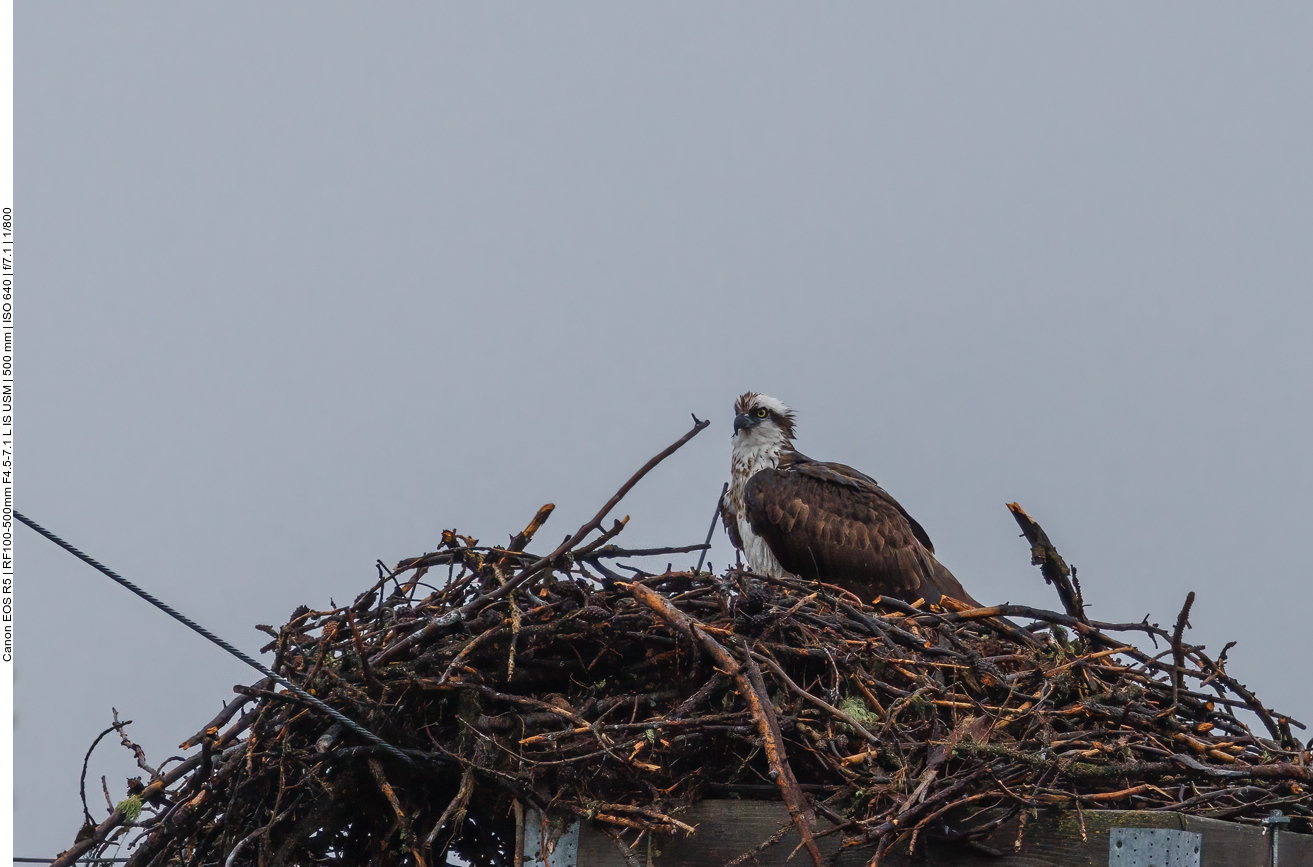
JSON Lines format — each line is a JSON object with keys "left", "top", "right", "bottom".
{"left": 526, "top": 800, "right": 1313, "bottom": 866}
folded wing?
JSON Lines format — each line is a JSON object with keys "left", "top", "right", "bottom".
{"left": 742, "top": 458, "right": 978, "bottom": 606}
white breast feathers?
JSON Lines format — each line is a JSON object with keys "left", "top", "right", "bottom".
{"left": 728, "top": 429, "right": 793, "bottom": 579}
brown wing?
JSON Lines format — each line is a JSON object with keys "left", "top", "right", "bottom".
{"left": 784, "top": 459, "right": 938, "bottom": 554}
{"left": 743, "top": 460, "right": 979, "bottom": 607}
{"left": 719, "top": 494, "right": 743, "bottom": 550}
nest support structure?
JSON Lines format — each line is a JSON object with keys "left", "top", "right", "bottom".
{"left": 58, "top": 419, "right": 1312, "bottom": 867}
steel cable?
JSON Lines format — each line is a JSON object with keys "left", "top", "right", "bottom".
{"left": 15, "top": 510, "right": 413, "bottom": 765}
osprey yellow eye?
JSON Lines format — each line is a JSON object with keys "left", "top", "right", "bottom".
{"left": 755, "top": 408, "right": 768, "bottom": 418}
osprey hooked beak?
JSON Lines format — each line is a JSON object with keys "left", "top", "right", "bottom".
{"left": 733, "top": 407, "right": 770, "bottom": 435}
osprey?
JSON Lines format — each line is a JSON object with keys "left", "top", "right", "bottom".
{"left": 722, "top": 392, "right": 979, "bottom": 607}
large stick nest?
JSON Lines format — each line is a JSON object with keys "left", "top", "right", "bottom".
{"left": 60, "top": 421, "right": 1312, "bottom": 867}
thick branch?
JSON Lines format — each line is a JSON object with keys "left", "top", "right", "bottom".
{"left": 1007, "top": 502, "right": 1087, "bottom": 623}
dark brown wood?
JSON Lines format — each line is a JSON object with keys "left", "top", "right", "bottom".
{"left": 1180, "top": 812, "right": 1313, "bottom": 867}
{"left": 573, "top": 801, "right": 1313, "bottom": 866}
{"left": 914, "top": 809, "right": 1313, "bottom": 867}
{"left": 576, "top": 801, "right": 841, "bottom": 867}
{"left": 1008, "top": 501, "right": 1086, "bottom": 623}
{"left": 626, "top": 582, "right": 826, "bottom": 866}
{"left": 177, "top": 678, "right": 269, "bottom": 750}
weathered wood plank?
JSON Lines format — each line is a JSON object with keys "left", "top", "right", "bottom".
{"left": 924, "top": 810, "right": 1181, "bottom": 867}
{"left": 1178, "top": 813, "right": 1313, "bottom": 867}
{"left": 567, "top": 801, "right": 1313, "bottom": 866}
{"left": 576, "top": 800, "right": 844, "bottom": 866}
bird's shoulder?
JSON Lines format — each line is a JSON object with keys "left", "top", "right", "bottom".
{"left": 777, "top": 450, "right": 880, "bottom": 489}
{"left": 747, "top": 451, "right": 936, "bottom": 554}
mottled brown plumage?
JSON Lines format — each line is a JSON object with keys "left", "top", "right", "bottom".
{"left": 725, "top": 393, "right": 979, "bottom": 607}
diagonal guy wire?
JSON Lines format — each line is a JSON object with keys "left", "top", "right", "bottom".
{"left": 15, "top": 510, "right": 413, "bottom": 765}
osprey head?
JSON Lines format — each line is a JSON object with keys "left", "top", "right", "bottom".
{"left": 732, "top": 392, "right": 797, "bottom": 443}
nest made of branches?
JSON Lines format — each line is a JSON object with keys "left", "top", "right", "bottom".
{"left": 60, "top": 419, "right": 1313, "bottom": 867}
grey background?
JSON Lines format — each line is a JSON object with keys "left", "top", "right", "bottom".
{"left": 17, "top": 3, "right": 1312, "bottom": 858}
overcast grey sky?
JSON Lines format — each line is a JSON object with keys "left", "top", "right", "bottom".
{"left": 17, "top": 3, "right": 1313, "bottom": 857}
